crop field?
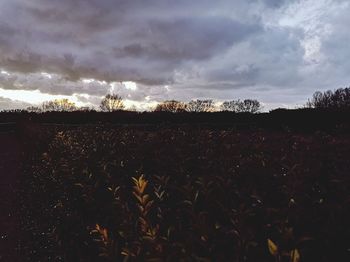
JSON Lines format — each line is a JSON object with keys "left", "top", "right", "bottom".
{"left": 16, "top": 122, "right": 350, "bottom": 262}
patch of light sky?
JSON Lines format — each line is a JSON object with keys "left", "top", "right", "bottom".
{"left": 0, "top": 71, "right": 155, "bottom": 110}
{"left": 41, "top": 72, "right": 52, "bottom": 79}
{"left": 0, "top": 69, "right": 140, "bottom": 107}
{"left": 0, "top": 88, "right": 90, "bottom": 107}
{"left": 110, "top": 81, "right": 138, "bottom": 92}
{"left": 263, "top": 0, "right": 349, "bottom": 66}
{"left": 1, "top": 70, "right": 10, "bottom": 76}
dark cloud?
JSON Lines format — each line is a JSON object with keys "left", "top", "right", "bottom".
{"left": 262, "top": 0, "right": 295, "bottom": 8}
{"left": 0, "top": 71, "right": 111, "bottom": 96}
{"left": 0, "top": 0, "right": 262, "bottom": 84}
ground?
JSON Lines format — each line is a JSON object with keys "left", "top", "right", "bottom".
{"left": 0, "top": 114, "right": 349, "bottom": 261}
{"left": 0, "top": 132, "right": 21, "bottom": 261}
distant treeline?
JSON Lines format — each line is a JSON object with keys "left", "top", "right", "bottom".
{"left": 307, "top": 87, "right": 350, "bottom": 109}
{"left": 0, "top": 87, "right": 349, "bottom": 132}
{"left": 23, "top": 96, "right": 262, "bottom": 114}
{"left": 1, "top": 87, "right": 350, "bottom": 114}
{"left": 0, "top": 108, "right": 349, "bottom": 133}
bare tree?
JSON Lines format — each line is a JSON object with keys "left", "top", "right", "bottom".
{"left": 26, "top": 106, "right": 42, "bottom": 113}
{"left": 186, "top": 99, "right": 215, "bottom": 112}
{"left": 220, "top": 100, "right": 241, "bottom": 112}
{"left": 307, "top": 88, "right": 350, "bottom": 109}
{"left": 128, "top": 105, "right": 138, "bottom": 112}
{"left": 154, "top": 100, "right": 187, "bottom": 112}
{"left": 306, "top": 91, "right": 323, "bottom": 108}
{"left": 42, "top": 99, "right": 77, "bottom": 112}
{"left": 78, "top": 106, "right": 94, "bottom": 112}
{"left": 100, "top": 94, "right": 125, "bottom": 112}
{"left": 241, "top": 99, "right": 261, "bottom": 113}
{"left": 220, "top": 99, "right": 261, "bottom": 113}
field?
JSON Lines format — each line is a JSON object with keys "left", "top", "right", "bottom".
{"left": 15, "top": 118, "right": 350, "bottom": 261}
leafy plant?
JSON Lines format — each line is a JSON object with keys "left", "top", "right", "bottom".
{"left": 267, "top": 238, "right": 300, "bottom": 262}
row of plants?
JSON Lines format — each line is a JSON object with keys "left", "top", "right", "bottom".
{"left": 20, "top": 125, "right": 350, "bottom": 261}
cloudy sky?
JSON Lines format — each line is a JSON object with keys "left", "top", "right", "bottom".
{"left": 0, "top": 0, "right": 349, "bottom": 110}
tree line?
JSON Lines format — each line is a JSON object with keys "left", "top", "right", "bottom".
{"left": 154, "top": 99, "right": 262, "bottom": 113}
{"left": 21, "top": 86, "right": 350, "bottom": 113}
{"left": 306, "top": 87, "right": 350, "bottom": 109}
{"left": 25, "top": 94, "right": 262, "bottom": 113}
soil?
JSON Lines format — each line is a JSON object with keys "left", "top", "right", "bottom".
{"left": 0, "top": 131, "right": 22, "bottom": 261}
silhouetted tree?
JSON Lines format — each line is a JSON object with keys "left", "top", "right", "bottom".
{"left": 186, "top": 99, "right": 215, "bottom": 112}
{"left": 220, "top": 99, "right": 261, "bottom": 113}
{"left": 307, "top": 87, "right": 350, "bottom": 109}
{"left": 154, "top": 100, "right": 187, "bottom": 112}
{"left": 78, "top": 106, "right": 94, "bottom": 112}
{"left": 241, "top": 99, "right": 261, "bottom": 113}
{"left": 220, "top": 101, "right": 240, "bottom": 112}
{"left": 26, "top": 106, "right": 42, "bottom": 113}
{"left": 100, "top": 94, "right": 125, "bottom": 112}
{"left": 42, "top": 99, "right": 77, "bottom": 112}
{"left": 129, "top": 105, "right": 138, "bottom": 112}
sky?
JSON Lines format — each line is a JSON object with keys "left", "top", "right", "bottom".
{"left": 1, "top": 0, "right": 350, "bottom": 111}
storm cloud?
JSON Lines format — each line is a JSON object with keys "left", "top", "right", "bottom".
{"left": 1, "top": 0, "right": 350, "bottom": 109}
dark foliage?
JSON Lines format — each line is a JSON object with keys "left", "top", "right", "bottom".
{"left": 1, "top": 108, "right": 350, "bottom": 133}
{"left": 221, "top": 99, "right": 261, "bottom": 113}
{"left": 15, "top": 119, "right": 350, "bottom": 261}
{"left": 186, "top": 99, "right": 215, "bottom": 112}
{"left": 154, "top": 100, "right": 187, "bottom": 112}
{"left": 306, "top": 87, "right": 350, "bottom": 109}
